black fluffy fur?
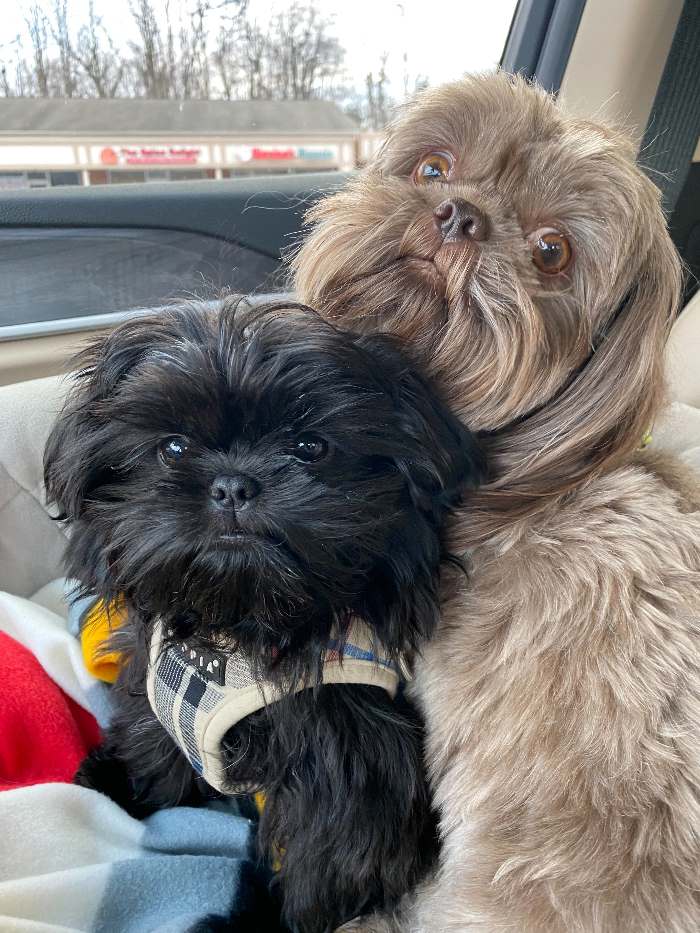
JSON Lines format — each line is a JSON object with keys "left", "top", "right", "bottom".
{"left": 44, "top": 299, "right": 484, "bottom": 933}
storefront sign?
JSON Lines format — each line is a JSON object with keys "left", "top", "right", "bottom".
{"left": 297, "top": 146, "right": 338, "bottom": 160}
{"left": 0, "top": 145, "right": 76, "bottom": 168}
{"left": 252, "top": 146, "right": 296, "bottom": 160}
{"left": 94, "top": 145, "right": 207, "bottom": 167}
{"left": 226, "top": 144, "right": 339, "bottom": 163}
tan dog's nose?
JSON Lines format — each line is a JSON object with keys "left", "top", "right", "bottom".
{"left": 433, "top": 198, "right": 488, "bottom": 243}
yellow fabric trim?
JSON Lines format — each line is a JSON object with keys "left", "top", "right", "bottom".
{"left": 81, "top": 598, "right": 127, "bottom": 683}
{"left": 253, "top": 792, "right": 283, "bottom": 871}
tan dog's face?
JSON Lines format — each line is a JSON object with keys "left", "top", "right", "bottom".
{"left": 294, "top": 73, "right": 680, "bottom": 443}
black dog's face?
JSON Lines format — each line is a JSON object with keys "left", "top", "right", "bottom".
{"left": 45, "top": 302, "right": 482, "bottom": 657}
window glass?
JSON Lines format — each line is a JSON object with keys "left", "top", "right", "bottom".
{"left": 108, "top": 171, "right": 147, "bottom": 185}
{"left": 0, "top": 1, "right": 518, "bottom": 190}
{"left": 0, "top": 228, "right": 280, "bottom": 329}
{"left": 0, "top": 1, "right": 518, "bottom": 333}
{"left": 49, "top": 171, "right": 81, "bottom": 186}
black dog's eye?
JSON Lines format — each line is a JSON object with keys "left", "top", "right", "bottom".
{"left": 158, "top": 435, "right": 191, "bottom": 466}
{"left": 290, "top": 433, "right": 329, "bottom": 463}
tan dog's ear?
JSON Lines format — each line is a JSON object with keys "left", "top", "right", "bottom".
{"left": 483, "top": 179, "right": 683, "bottom": 513}
{"left": 580, "top": 199, "right": 682, "bottom": 463}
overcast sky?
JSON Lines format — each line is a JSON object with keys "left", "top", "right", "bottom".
{"left": 2, "top": 0, "right": 518, "bottom": 99}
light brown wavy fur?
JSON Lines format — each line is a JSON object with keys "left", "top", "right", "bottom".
{"left": 292, "top": 72, "right": 700, "bottom": 932}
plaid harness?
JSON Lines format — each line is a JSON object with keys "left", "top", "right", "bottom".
{"left": 146, "top": 619, "right": 401, "bottom": 793}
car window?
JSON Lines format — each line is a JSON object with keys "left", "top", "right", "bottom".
{"left": 0, "top": 227, "right": 280, "bottom": 330}
{"left": 0, "top": 1, "right": 519, "bottom": 191}
{"left": 0, "top": 0, "right": 519, "bottom": 337}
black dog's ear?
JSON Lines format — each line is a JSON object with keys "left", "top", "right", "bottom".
{"left": 44, "top": 314, "right": 164, "bottom": 522}
{"left": 351, "top": 334, "right": 485, "bottom": 656}
{"left": 356, "top": 333, "right": 485, "bottom": 516}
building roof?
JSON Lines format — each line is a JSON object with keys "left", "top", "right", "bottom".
{"left": 0, "top": 97, "right": 359, "bottom": 135}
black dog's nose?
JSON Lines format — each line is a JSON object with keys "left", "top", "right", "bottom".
{"left": 210, "top": 473, "right": 261, "bottom": 509}
{"left": 433, "top": 198, "right": 488, "bottom": 243}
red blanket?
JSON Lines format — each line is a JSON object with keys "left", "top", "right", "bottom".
{"left": 0, "top": 631, "right": 100, "bottom": 790}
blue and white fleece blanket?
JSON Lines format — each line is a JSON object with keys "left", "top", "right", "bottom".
{"left": 0, "top": 785, "right": 254, "bottom": 933}
{"left": 0, "top": 582, "right": 263, "bottom": 933}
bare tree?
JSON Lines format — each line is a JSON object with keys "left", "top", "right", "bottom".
{"left": 190, "top": 1, "right": 210, "bottom": 98}
{"left": 365, "top": 53, "right": 390, "bottom": 129}
{"left": 264, "top": 4, "right": 344, "bottom": 100}
{"left": 1, "top": 67, "right": 12, "bottom": 98}
{"left": 174, "top": 2, "right": 212, "bottom": 99}
{"left": 73, "top": 1, "right": 124, "bottom": 97}
{"left": 213, "top": 26, "right": 238, "bottom": 99}
{"left": 239, "top": 20, "right": 267, "bottom": 99}
{"left": 215, "top": 3, "right": 346, "bottom": 103}
{"left": 2, "top": 27, "right": 44, "bottom": 97}
{"left": 210, "top": 0, "right": 243, "bottom": 98}
{"left": 128, "top": 0, "right": 171, "bottom": 98}
{"left": 1, "top": 0, "right": 376, "bottom": 120}
{"left": 50, "top": 0, "right": 78, "bottom": 96}
{"left": 26, "top": 6, "right": 51, "bottom": 96}
{"left": 128, "top": 0, "right": 241, "bottom": 100}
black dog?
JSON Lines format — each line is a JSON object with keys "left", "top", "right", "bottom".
{"left": 44, "top": 300, "right": 483, "bottom": 933}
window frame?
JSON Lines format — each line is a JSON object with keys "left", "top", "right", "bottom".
{"left": 501, "top": 0, "right": 588, "bottom": 93}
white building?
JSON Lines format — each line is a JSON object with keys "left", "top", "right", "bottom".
{"left": 0, "top": 97, "right": 381, "bottom": 188}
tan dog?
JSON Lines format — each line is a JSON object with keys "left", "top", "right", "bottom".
{"left": 293, "top": 72, "right": 700, "bottom": 932}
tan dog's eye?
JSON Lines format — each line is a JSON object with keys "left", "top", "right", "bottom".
{"left": 530, "top": 229, "right": 572, "bottom": 275}
{"left": 413, "top": 151, "right": 454, "bottom": 184}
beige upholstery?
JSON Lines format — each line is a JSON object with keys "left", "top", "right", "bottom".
{"left": 0, "top": 375, "right": 69, "bottom": 597}
{"left": 666, "top": 290, "right": 700, "bottom": 408}
{"left": 655, "top": 291, "right": 700, "bottom": 471}
{"left": 0, "top": 295, "right": 698, "bottom": 600}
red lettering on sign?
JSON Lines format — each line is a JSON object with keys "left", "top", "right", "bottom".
{"left": 124, "top": 155, "right": 199, "bottom": 165}
{"left": 100, "top": 146, "right": 202, "bottom": 166}
{"left": 251, "top": 148, "right": 296, "bottom": 160}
